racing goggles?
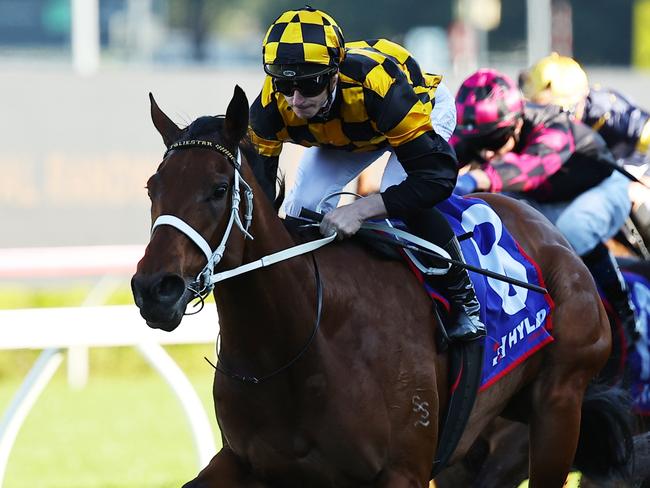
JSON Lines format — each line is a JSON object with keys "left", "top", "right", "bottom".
{"left": 272, "top": 73, "right": 331, "bottom": 97}
{"left": 466, "top": 126, "right": 516, "bottom": 153}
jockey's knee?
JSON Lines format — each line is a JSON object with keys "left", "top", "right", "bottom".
{"left": 555, "top": 214, "right": 604, "bottom": 256}
{"left": 606, "top": 171, "right": 633, "bottom": 221}
{"left": 430, "top": 82, "right": 456, "bottom": 141}
{"left": 555, "top": 176, "right": 631, "bottom": 255}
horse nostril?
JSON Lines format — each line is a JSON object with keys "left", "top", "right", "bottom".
{"left": 131, "top": 275, "right": 145, "bottom": 307}
{"left": 153, "top": 274, "right": 186, "bottom": 304}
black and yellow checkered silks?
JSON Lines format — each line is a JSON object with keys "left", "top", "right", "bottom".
{"left": 263, "top": 8, "right": 345, "bottom": 68}
{"left": 250, "top": 38, "right": 443, "bottom": 159}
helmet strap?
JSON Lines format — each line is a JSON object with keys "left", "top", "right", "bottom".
{"left": 316, "top": 73, "right": 338, "bottom": 117}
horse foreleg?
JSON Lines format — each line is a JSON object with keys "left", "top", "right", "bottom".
{"left": 527, "top": 381, "right": 583, "bottom": 488}
{"left": 467, "top": 420, "right": 530, "bottom": 488}
{"left": 182, "top": 447, "right": 268, "bottom": 488}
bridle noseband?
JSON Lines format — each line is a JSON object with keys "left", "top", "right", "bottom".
{"left": 151, "top": 139, "right": 254, "bottom": 301}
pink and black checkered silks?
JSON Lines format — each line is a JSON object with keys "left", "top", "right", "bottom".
{"left": 455, "top": 69, "right": 525, "bottom": 137}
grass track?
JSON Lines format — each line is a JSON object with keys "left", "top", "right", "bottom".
{"left": 0, "top": 346, "right": 220, "bottom": 488}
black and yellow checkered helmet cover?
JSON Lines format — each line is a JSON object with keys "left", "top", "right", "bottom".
{"left": 262, "top": 7, "right": 345, "bottom": 68}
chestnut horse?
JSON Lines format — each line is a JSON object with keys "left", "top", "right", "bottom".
{"left": 131, "top": 86, "right": 630, "bottom": 487}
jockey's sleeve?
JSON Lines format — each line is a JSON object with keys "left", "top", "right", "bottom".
{"left": 482, "top": 123, "right": 574, "bottom": 193}
{"left": 362, "top": 65, "right": 458, "bottom": 218}
{"left": 248, "top": 152, "right": 279, "bottom": 202}
{"left": 585, "top": 86, "right": 650, "bottom": 161}
{"left": 381, "top": 131, "right": 458, "bottom": 218}
{"left": 249, "top": 90, "right": 284, "bottom": 201}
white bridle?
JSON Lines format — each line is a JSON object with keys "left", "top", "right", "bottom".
{"left": 149, "top": 140, "right": 336, "bottom": 300}
{"left": 151, "top": 140, "right": 253, "bottom": 296}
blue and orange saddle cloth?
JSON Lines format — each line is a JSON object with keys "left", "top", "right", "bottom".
{"left": 405, "top": 194, "right": 555, "bottom": 391}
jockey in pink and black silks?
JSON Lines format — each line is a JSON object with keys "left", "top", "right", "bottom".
{"left": 521, "top": 53, "right": 650, "bottom": 255}
{"left": 451, "top": 68, "right": 639, "bottom": 357}
{"left": 451, "top": 71, "right": 616, "bottom": 202}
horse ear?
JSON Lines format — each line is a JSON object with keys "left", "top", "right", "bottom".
{"left": 149, "top": 93, "right": 182, "bottom": 147}
{"left": 224, "top": 85, "right": 249, "bottom": 143}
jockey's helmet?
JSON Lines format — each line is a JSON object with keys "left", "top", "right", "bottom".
{"left": 520, "top": 52, "right": 589, "bottom": 111}
{"left": 455, "top": 69, "right": 525, "bottom": 144}
{"left": 262, "top": 6, "right": 345, "bottom": 84}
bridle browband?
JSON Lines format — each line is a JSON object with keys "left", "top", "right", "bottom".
{"left": 164, "top": 139, "right": 237, "bottom": 162}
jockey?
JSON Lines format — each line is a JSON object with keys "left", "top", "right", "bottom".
{"left": 521, "top": 53, "right": 650, "bottom": 248}
{"left": 248, "top": 6, "right": 486, "bottom": 342}
{"left": 520, "top": 53, "right": 650, "bottom": 171}
{"left": 451, "top": 68, "right": 639, "bottom": 350}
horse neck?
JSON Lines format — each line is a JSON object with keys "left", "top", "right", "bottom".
{"left": 214, "top": 170, "right": 319, "bottom": 370}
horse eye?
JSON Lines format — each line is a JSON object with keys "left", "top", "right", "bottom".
{"left": 211, "top": 183, "right": 229, "bottom": 200}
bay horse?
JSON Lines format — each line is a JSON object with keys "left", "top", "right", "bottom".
{"left": 131, "top": 86, "right": 632, "bottom": 487}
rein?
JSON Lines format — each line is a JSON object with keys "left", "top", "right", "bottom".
{"left": 209, "top": 254, "right": 323, "bottom": 384}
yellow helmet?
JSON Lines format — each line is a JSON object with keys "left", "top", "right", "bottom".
{"left": 262, "top": 7, "right": 345, "bottom": 79}
{"left": 521, "top": 52, "right": 589, "bottom": 110}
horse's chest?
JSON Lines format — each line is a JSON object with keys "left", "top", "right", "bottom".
{"left": 216, "top": 374, "right": 388, "bottom": 485}
{"left": 243, "top": 433, "right": 382, "bottom": 488}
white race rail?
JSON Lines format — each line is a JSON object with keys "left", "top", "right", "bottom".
{"left": 0, "top": 246, "right": 219, "bottom": 487}
{"left": 0, "top": 305, "right": 219, "bottom": 486}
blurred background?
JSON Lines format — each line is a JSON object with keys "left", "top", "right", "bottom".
{"left": 1, "top": 0, "right": 650, "bottom": 248}
{"left": 0, "top": 0, "right": 649, "bottom": 487}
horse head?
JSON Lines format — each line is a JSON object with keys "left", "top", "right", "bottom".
{"left": 131, "top": 86, "right": 253, "bottom": 331}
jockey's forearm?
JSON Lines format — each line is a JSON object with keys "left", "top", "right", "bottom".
{"left": 319, "top": 193, "right": 387, "bottom": 239}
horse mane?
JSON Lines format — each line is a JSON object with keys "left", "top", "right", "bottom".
{"left": 183, "top": 115, "right": 225, "bottom": 139}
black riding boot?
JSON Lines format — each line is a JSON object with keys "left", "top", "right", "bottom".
{"left": 436, "top": 236, "right": 487, "bottom": 342}
{"left": 405, "top": 208, "right": 487, "bottom": 342}
{"left": 582, "top": 242, "right": 640, "bottom": 352}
